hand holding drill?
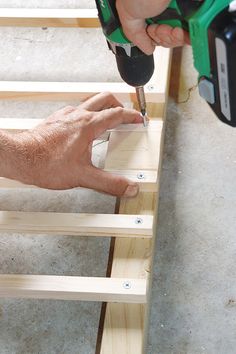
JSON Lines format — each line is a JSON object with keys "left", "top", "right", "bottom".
{"left": 116, "top": 0, "right": 189, "bottom": 54}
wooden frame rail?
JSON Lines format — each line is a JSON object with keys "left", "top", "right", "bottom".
{"left": 0, "top": 8, "right": 100, "bottom": 27}
{"left": 0, "top": 7, "right": 172, "bottom": 354}
{"left": 0, "top": 275, "right": 147, "bottom": 303}
{"left": 0, "top": 211, "right": 153, "bottom": 238}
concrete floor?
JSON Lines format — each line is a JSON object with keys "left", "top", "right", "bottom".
{"left": 0, "top": 1, "right": 235, "bottom": 354}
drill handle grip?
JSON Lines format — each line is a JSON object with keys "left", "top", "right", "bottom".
{"left": 95, "top": 0, "right": 120, "bottom": 37}
{"left": 149, "top": 0, "right": 203, "bottom": 30}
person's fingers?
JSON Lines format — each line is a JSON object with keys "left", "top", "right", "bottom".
{"left": 171, "top": 27, "right": 185, "bottom": 43}
{"left": 148, "top": 24, "right": 172, "bottom": 45}
{"left": 170, "top": 27, "right": 190, "bottom": 46}
{"left": 88, "top": 107, "right": 143, "bottom": 140}
{"left": 147, "top": 24, "right": 189, "bottom": 47}
{"left": 81, "top": 166, "right": 139, "bottom": 197}
{"left": 79, "top": 92, "right": 123, "bottom": 112}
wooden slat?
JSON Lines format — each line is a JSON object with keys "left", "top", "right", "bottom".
{"left": 0, "top": 81, "right": 165, "bottom": 103}
{"left": 147, "top": 46, "right": 172, "bottom": 105}
{"left": 0, "top": 8, "right": 100, "bottom": 27}
{"left": 0, "top": 275, "right": 146, "bottom": 303}
{"left": 105, "top": 121, "right": 163, "bottom": 171}
{"left": 0, "top": 170, "right": 157, "bottom": 192}
{"left": 0, "top": 211, "right": 153, "bottom": 238}
{"left": 0, "top": 118, "right": 163, "bottom": 132}
{"left": 0, "top": 48, "right": 169, "bottom": 103}
{"left": 111, "top": 120, "right": 163, "bottom": 132}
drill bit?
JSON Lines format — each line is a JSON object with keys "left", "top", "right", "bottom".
{"left": 135, "top": 86, "right": 148, "bottom": 127}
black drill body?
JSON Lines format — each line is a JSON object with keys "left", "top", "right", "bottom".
{"left": 95, "top": 0, "right": 155, "bottom": 88}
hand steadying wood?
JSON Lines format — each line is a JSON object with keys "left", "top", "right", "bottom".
{"left": 0, "top": 92, "right": 142, "bottom": 196}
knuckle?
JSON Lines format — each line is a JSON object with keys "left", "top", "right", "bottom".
{"left": 112, "top": 106, "right": 124, "bottom": 116}
{"left": 100, "top": 91, "right": 117, "bottom": 106}
{"left": 79, "top": 112, "right": 93, "bottom": 130}
{"left": 62, "top": 105, "right": 76, "bottom": 115}
{"left": 101, "top": 91, "right": 114, "bottom": 100}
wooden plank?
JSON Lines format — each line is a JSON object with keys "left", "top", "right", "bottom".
{"left": 99, "top": 48, "right": 172, "bottom": 354}
{"left": 111, "top": 120, "right": 163, "bottom": 132}
{"left": 0, "top": 170, "right": 157, "bottom": 192}
{"left": 0, "top": 118, "right": 162, "bottom": 132}
{"left": 0, "top": 211, "right": 153, "bottom": 238}
{"left": 0, "top": 275, "right": 146, "bottom": 303}
{"left": 0, "top": 8, "right": 100, "bottom": 27}
{"left": 147, "top": 47, "right": 172, "bottom": 106}
{"left": 105, "top": 121, "right": 163, "bottom": 170}
{"left": 0, "top": 81, "right": 165, "bottom": 103}
{"left": 0, "top": 48, "right": 169, "bottom": 103}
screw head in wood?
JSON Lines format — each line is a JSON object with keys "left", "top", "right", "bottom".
{"left": 135, "top": 217, "right": 143, "bottom": 224}
{"left": 137, "top": 172, "right": 145, "bottom": 180}
{"left": 147, "top": 84, "right": 155, "bottom": 91}
{"left": 123, "top": 281, "right": 131, "bottom": 289}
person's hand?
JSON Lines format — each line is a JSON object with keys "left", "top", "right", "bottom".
{"left": 116, "top": 0, "right": 190, "bottom": 55}
{"left": 5, "top": 93, "right": 142, "bottom": 197}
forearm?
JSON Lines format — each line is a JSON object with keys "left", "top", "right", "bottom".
{"left": 0, "top": 130, "right": 26, "bottom": 180}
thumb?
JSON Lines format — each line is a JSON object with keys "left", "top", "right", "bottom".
{"left": 81, "top": 166, "right": 139, "bottom": 197}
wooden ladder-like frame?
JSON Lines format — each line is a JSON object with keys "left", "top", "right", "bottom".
{"left": 0, "top": 8, "right": 172, "bottom": 354}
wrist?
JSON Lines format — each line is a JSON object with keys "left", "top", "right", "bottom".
{"left": 0, "top": 130, "right": 18, "bottom": 179}
{"left": 0, "top": 130, "right": 38, "bottom": 183}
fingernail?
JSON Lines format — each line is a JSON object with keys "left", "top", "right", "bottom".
{"left": 174, "top": 28, "right": 183, "bottom": 41}
{"left": 123, "top": 184, "right": 139, "bottom": 198}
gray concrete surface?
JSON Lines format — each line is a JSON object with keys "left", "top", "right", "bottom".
{"left": 148, "top": 47, "right": 236, "bottom": 354}
{"left": 0, "top": 1, "right": 235, "bottom": 354}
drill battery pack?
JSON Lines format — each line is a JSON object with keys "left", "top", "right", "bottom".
{"left": 207, "top": 7, "right": 236, "bottom": 127}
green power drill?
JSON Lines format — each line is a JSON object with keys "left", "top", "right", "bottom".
{"left": 95, "top": 0, "right": 236, "bottom": 127}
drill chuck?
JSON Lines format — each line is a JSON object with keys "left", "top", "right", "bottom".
{"left": 113, "top": 45, "right": 155, "bottom": 87}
